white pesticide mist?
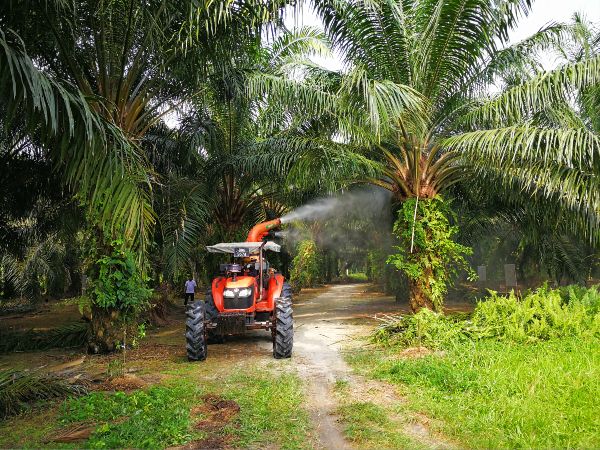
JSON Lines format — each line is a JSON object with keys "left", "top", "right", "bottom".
{"left": 280, "top": 186, "right": 391, "bottom": 225}
{"left": 278, "top": 186, "right": 394, "bottom": 254}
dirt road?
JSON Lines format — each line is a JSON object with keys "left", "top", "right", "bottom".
{"left": 198, "top": 284, "right": 405, "bottom": 449}
{"left": 291, "top": 284, "right": 404, "bottom": 449}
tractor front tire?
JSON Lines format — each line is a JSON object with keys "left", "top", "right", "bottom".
{"left": 273, "top": 296, "right": 293, "bottom": 359}
{"left": 281, "top": 281, "right": 293, "bottom": 300}
{"left": 186, "top": 301, "right": 207, "bottom": 361}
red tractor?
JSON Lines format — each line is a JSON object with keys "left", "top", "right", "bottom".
{"left": 185, "top": 219, "right": 293, "bottom": 361}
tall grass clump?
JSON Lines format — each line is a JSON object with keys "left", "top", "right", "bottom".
{"left": 374, "top": 284, "right": 600, "bottom": 347}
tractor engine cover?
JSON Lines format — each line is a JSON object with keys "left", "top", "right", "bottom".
{"left": 212, "top": 275, "right": 258, "bottom": 313}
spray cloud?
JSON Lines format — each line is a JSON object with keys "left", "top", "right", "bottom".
{"left": 278, "top": 186, "right": 394, "bottom": 258}
{"left": 280, "top": 186, "right": 391, "bottom": 225}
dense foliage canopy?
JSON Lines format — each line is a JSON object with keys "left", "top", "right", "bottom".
{"left": 1, "top": 0, "right": 599, "bottom": 323}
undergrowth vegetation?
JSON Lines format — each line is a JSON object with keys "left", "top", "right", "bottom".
{"left": 348, "top": 285, "right": 600, "bottom": 448}
{"left": 0, "top": 366, "right": 312, "bottom": 449}
{"left": 60, "top": 381, "right": 195, "bottom": 448}
{"left": 374, "top": 284, "right": 600, "bottom": 347}
{"left": 290, "top": 240, "right": 323, "bottom": 290}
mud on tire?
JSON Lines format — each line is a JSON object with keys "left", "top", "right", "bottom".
{"left": 186, "top": 300, "right": 207, "bottom": 361}
{"left": 273, "top": 294, "right": 293, "bottom": 359}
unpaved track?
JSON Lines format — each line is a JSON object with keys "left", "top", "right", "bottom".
{"left": 263, "top": 284, "right": 403, "bottom": 449}
{"left": 198, "top": 283, "right": 403, "bottom": 449}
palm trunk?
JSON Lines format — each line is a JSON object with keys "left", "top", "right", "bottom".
{"left": 408, "top": 266, "right": 435, "bottom": 312}
{"left": 88, "top": 304, "right": 121, "bottom": 354}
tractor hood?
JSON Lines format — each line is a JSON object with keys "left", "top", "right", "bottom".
{"left": 206, "top": 241, "right": 281, "bottom": 254}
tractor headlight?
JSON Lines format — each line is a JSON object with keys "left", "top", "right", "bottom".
{"left": 238, "top": 288, "right": 252, "bottom": 297}
{"left": 223, "top": 288, "right": 252, "bottom": 298}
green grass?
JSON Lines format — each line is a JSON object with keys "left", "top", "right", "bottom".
{"left": 225, "top": 370, "right": 311, "bottom": 449}
{"left": 344, "top": 272, "right": 369, "bottom": 282}
{"left": 347, "top": 336, "right": 600, "bottom": 448}
{"left": 332, "top": 376, "right": 424, "bottom": 449}
{"left": 0, "top": 366, "right": 313, "bottom": 449}
{"left": 336, "top": 401, "right": 421, "bottom": 449}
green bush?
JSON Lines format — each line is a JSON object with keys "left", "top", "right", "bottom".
{"left": 290, "top": 239, "right": 322, "bottom": 290}
{"left": 472, "top": 286, "right": 599, "bottom": 342}
{"left": 374, "top": 284, "right": 600, "bottom": 347}
{"left": 91, "top": 240, "right": 152, "bottom": 316}
{"left": 373, "top": 308, "right": 468, "bottom": 348}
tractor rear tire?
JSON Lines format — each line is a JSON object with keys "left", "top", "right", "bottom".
{"left": 273, "top": 296, "right": 293, "bottom": 359}
{"left": 186, "top": 301, "right": 207, "bottom": 361}
{"left": 205, "top": 290, "right": 224, "bottom": 344}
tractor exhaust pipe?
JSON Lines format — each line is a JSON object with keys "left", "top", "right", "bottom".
{"left": 246, "top": 218, "right": 281, "bottom": 242}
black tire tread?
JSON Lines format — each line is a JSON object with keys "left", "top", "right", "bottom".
{"left": 273, "top": 294, "right": 293, "bottom": 359}
{"left": 281, "top": 282, "right": 292, "bottom": 300}
{"left": 205, "top": 288, "right": 219, "bottom": 321}
{"left": 185, "top": 300, "right": 207, "bottom": 361}
{"left": 205, "top": 289, "right": 224, "bottom": 344}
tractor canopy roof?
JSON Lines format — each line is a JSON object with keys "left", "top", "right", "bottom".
{"left": 206, "top": 241, "right": 281, "bottom": 254}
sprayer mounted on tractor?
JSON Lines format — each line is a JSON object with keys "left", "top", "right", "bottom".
{"left": 185, "top": 218, "right": 293, "bottom": 361}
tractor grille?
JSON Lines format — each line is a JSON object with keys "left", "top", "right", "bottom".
{"left": 216, "top": 313, "right": 247, "bottom": 334}
{"left": 223, "top": 289, "right": 254, "bottom": 310}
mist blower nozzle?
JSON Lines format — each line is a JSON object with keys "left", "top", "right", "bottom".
{"left": 246, "top": 218, "right": 282, "bottom": 242}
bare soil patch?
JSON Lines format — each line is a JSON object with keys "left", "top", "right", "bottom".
{"left": 400, "top": 346, "right": 433, "bottom": 358}
{"left": 192, "top": 394, "right": 240, "bottom": 432}
{"left": 96, "top": 373, "right": 148, "bottom": 392}
{"left": 169, "top": 436, "right": 233, "bottom": 450}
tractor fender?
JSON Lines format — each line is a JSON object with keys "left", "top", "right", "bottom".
{"left": 263, "top": 274, "right": 285, "bottom": 311}
{"left": 211, "top": 277, "right": 226, "bottom": 312}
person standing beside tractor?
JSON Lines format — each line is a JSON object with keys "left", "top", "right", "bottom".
{"left": 184, "top": 277, "right": 196, "bottom": 306}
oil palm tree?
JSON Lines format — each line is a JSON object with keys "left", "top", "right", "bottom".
{"left": 0, "top": 0, "right": 294, "bottom": 350}
{"left": 255, "top": 0, "right": 600, "bottom": 310}
{"left": 147, "top": 26, "right": 336, "bottom": 283}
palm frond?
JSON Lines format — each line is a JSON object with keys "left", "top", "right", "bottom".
{"left": 463, "top": 55, "right": 600, "bottom": 127}
{"left": 159, "top": 177, "right": 210, "bottom": 280}
{"left": 446, "top": 126, "right": 600, "bottom": 240}
{"left": 0, "top": 368, "right": 86, "bottom": 419}
{"left": 0, "top": 30, "right": 155, "bottom": 251}
{"left": 470, "top": 22, "right": 571, "bottom": 93}
{"left": 0, "top": 322, "right": 89, "bottom": 353}
{"left": 269, "top": 26, "right": 332, "bottom": 68}
{"left": 445, "top": 125, "right": 599, "bottom": 168}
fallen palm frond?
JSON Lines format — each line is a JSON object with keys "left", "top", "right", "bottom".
{"left": 0, "top": 298, "right": 35, "bottom": 316}
{"left": 0, "top": 368, "right": 86, "bottom": 419}
{"left": 0, "top": 322, "right": 89, "bottom": 354}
